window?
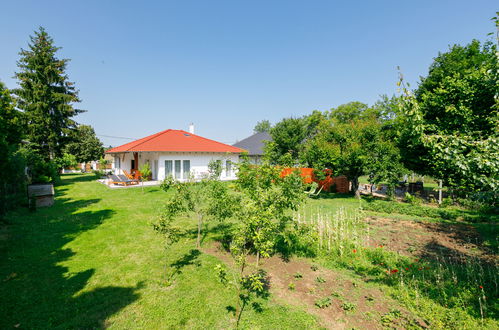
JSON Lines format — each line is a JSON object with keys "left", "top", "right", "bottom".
{"left": 165, "top": 160, "right": 173, "bottom": 178}
{"left": 226, "top": 160, "right": 231, "bottom": 177}
{"left": 183, "top": 160, "right": 190, "bottom": 179}
{"left": 174, "top": 160, "right": 181, "bottom": 179}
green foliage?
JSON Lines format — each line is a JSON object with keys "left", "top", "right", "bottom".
{"left": 341, "top": 301, "right": 356, "bottom": 311}
{"left": 14, "top": 27, "right": 83, "bottom": 160}
{"left": 207, "top": 159, "right": 223, "bottom": 179}
{"left": 253, "top": 119, "right": 272, "bottom": 133}
{"left": 55, "top": 153, "right": 78, "bottom": 170}
{"left": 403, "top": 192, "right": 422, "bottom": 205}
{"left": 303, "top": 116, "right": 404, "bottom": 198}
{"left": 265, "top": 117, "right": 307, "bottom": 165}
{"left": 21, "top": 147, "right": 59, "bottom": 184}
{"left": 158, "top": 172, "right": 237, "bottom": 248}
{"left": 0, "top": 81, "right": 25, "bottom": 219}
{"left": 397, "top": 39, "right": 498, "bottom": 202}
{"left": 329, "top": 101, "right": 369, "bottom": 123}
{"left": 315, "top": 276, "right": 326, "bottom": 283}
{"left": 139, "top": 162, "right": 152, "bottom": 180}
{"left": 314, "top": 297, "right": 332, "bottom": 309}
{"left": 64, "top": 125, "right": 104, "bottom": 163}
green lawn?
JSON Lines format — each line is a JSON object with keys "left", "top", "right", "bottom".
{"left": 0, "top": 174, "right": 318, "bottom": 329}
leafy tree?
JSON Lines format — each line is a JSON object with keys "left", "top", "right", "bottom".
{"left": 253, "top": 120, "right": 271, "bottom": 133}
{"left": 265, "top": 117, "right": 307, "bottom": 164}
{"left": 214, "top": 160, "right": 304, "bottom": 326}
{"left": 303, "top": 116, "right": 403, "bottom": 198}
{"left": 329, "top": 101, "right": 369, "bottom": 123}
{"left": 158, "top": 168, "right": 237, "bottom": 248}
{"left": 55, "top": 153, "right": 78, "bottom": 171}
{"left": 14, "top": 27, "right": 83, "bottom": 160}
{"left": 0, "top": 82, "right": 24, "bottom": 220}
{"left": 398, "top": 37, "right": 498, "bottom": 201}
{"left": 64, "top": 125, "right": 104, "bottom": 163}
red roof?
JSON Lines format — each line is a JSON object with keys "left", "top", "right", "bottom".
{"left": 106, "top": 129, "right": 244, "bottom": 153}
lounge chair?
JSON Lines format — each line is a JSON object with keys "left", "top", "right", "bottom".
{"left": 123, "top": 170, "right": 134, "bottom": 180}
{"left": 109, "top": 174, "right": 136, "bottom": 186}
{"left": 309, "top": 185, "right": 324, "bottom": 198}
{"left": 118, "top": 174, "right": 139, "bottom": 185}
{"left": 304, "top": 182, "right": 319, "bottom": 195}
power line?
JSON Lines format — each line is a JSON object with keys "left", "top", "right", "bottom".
{"left": 96, "top": 134, "right": 136, "bottom": 140}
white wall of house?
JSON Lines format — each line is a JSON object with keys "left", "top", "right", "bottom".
{"left": 110, "top": 152, "right": 239, "bottom": 181}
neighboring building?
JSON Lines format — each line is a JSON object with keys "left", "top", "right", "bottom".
{"left": 233, "top": 131, "right": 272, "bottom": 164}
{"left": 105, "top": 128, "right": 243, "bottom": 181}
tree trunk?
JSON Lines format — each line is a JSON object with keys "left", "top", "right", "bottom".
{"left": 352, "top": 177, "right": 360, "bottom": 199}
{"left": 256, "top": 251, "right": 260, "bottom": 268}
{"left": 196, "top": 214, "right": 203, "bottom": 248}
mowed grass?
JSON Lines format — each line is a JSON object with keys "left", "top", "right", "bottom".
{"left": 0, "top": 174, "right": 319, "bottom": 329}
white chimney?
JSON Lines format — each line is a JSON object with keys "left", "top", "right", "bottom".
{"left": 189, "top": 123, "right": 195, "bottom": 134}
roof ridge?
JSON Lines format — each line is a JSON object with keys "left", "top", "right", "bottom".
{"left": 178, "top": 129, "right": 241, "bottom": 150}
{"left": 123, "top": 129, "right": 172, "bottom": 152}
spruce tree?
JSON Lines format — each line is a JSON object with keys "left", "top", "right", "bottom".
{"left": 14, "top": 27, "right": 83, "bottom": 160}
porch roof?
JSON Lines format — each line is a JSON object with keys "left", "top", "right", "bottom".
{"left": 106, "top": 129, "right": 245, "bottom": 154}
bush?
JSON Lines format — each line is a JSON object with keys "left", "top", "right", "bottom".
{"left": 21, "top": 148, "right": 59, "bottom": 184}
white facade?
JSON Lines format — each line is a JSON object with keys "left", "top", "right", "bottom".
{"left": 111, "top": 152, "right": 239, "bottom": 181}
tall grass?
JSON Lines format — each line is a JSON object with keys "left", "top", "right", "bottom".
{"left": 292, "top": 206, "right": 499, "bottom": 328}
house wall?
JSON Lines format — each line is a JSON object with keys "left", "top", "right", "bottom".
{"left": 111, "top": 152, "right": 239, "bottom": 181}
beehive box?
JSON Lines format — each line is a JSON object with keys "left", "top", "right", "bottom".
{"left": 28, "top": 183, "right": 55, "bottom": 208}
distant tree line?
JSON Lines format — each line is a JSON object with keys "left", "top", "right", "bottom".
{"left": 0, "top": 27, "right": 104, "bottom": 220}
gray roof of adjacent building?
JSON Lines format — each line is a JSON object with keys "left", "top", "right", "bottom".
{"left": 233, "top": 131, "right": 272, "bottom": 156}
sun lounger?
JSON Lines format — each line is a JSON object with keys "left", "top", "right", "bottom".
{"left": 109, "top": 174, "right": 136, "bottom": 186}
{"left": 118, "top": 174, "right": 139, "bottom": 185}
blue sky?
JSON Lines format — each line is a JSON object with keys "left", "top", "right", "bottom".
{"left": 0, "top": 1, "right": 497, "bottom": 147}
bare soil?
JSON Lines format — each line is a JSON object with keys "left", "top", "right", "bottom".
{"left": 204, "top": 243, "right": 424, "bottom": 329}
{"left": 365, "top": 216, "right": 497, "bottom": 264}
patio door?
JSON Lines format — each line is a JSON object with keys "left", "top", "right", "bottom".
{"left": 165, "top": 160, "right": 173, "bottom": 178}
{"left": 174, "top": 160, "right": 181, "bottom": 179}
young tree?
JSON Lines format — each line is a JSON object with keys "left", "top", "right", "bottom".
{"left": 253, "top": 120, "right": 271, "bottom": 133}
{"left": 215, "top": 160, "right": 304, "bottom": 326}
{"left": 14, "top": 27, "right": 83, "bottom": 160}
{"left": 158, "top": 164, "right": 237, "bottom": 249}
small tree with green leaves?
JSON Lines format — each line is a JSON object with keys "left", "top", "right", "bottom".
{"left": 152, "top": 192, "right": 184, "bottom": 285}
{"left": 214, "top": 159, "right": 304, "bottom": 326}
{"left": 139, "top": 162, "right": 152, "bottom": 192}
{"left": 159, "top": 161, "right": 237, "bottom": 248}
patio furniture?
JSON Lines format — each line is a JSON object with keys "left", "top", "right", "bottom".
{"left": 309, "top": 185, "right": 324, "bottom": 198}
{"left": 118, "top": 174, "right": 139, "bottom": 185}
{"left": 109, "top": 174, "right": 136, "bottom": 186}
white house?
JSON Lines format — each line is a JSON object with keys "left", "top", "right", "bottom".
{"left": 105, "top": 127, "right": 244, "bottom": 182}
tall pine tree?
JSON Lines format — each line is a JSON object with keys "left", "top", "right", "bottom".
{"left": 14, "top": 27, "right": 83, "bottom": 160}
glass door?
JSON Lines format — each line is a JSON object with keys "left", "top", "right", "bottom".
{"left": 165, "top": 160, "right": 173, "bottom": 178}
{"left": 174, "top": 160, "right": 181, "bottom": 179}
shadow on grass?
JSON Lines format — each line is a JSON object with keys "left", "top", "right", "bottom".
{"left": 0, "top": 193, "right": 140, "bottom": 328}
